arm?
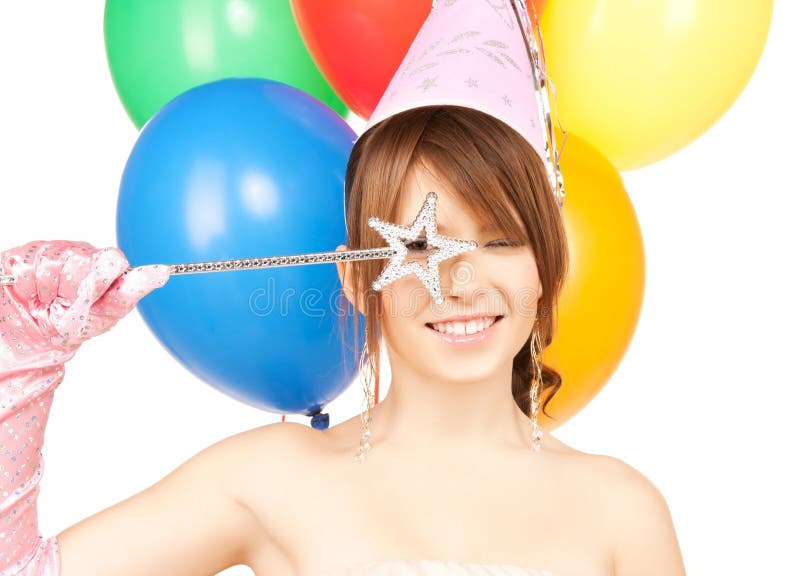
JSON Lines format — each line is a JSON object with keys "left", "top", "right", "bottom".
{"left": 606, "top": 457, "right": 686, "bottom": 575}
{"left": 1, "top": 241, "right": 170, "bottom": 575}
{"left": 56, "top": 426, "right": 268, "bottom": 576}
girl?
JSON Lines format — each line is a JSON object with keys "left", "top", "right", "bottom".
{"left": 0, "top": 1, "right": 685, "bottom": 574}
{"left": 0, "top": 104, "right": 684, "bottom": 576}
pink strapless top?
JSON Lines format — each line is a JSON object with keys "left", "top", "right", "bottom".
{"left": 327, "top": 559, "right": 560, "bottom": 575}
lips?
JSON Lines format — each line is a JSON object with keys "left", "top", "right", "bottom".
{"left": 425, "top": 315, "right": 504, "bottom": 334}
{"left": 424, "top": 315, "right": 504, "bottom": 346}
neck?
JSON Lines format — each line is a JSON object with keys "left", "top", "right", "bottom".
{"left": 367, "top": 347, "right": 531, "bottom": 454}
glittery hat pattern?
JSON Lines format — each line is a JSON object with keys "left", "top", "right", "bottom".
{"left": 364, "top": 0, "right": 564, "bottom": 208}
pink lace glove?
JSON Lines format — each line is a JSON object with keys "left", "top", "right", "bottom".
{"left": 0, "top": 241, "right": 169, "bottom": 575}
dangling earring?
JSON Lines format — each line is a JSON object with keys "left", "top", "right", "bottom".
{"left": 354, "top": 324, "right": 375, "bottom": 463}
{"left": 529, "top": 323, "right": 544, "bottom": 452}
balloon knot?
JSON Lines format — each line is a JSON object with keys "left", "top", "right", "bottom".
{"left": 310, "top": 411, "right": 330, "bottom": 430}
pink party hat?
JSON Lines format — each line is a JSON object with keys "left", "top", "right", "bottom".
{"left": 364, "top": 0, "right": 565, "bottom": 209}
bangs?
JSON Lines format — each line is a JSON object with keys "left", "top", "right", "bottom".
{"left": 399, "top": 144, "right": 532, "bottom": 247}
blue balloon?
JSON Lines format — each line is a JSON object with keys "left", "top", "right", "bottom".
{"left": 117, "top": 78, "right": 363, "bottom": 419}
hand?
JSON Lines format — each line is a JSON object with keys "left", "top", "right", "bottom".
{"left": 0, "top": 240, "right": 168, "bottom": 574}
{"left": 1, "top": 240, "right": 169, "bottom": 361}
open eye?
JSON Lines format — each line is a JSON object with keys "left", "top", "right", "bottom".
{"left": 405, "top": 237, "right": 429, "bottom": 251}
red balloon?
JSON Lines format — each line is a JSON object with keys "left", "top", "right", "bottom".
{"left": 290, "top": 1, "right": 549, "bottom": 120}
{"left": 290, "top": 0, "right": 431, "bottom": 120}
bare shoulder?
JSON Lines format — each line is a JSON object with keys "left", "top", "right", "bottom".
{"left": 581, "top": 453, "right": 676, "bottom": 524}
{"left": 590, "top": 454, "right": 686, "bottom": 575}
{"left": 540, "top": 434, "right": 668, "bottom": 498}
{"left": 224, "top": 420, "right": 326, "bottom": 481}
{"left": 590, "top": 454, "right": 665, "bottom": 493}
{"left": 232, "top": 419, "right": 322, "bottom": 451}
{"left": 224, "top": 419, "right": 332, "bottom": 458}
{"left": 536, "top": 435, "right": 685, "bottom": 574}
{"left": 54, "top": 420, "right": 322, "bottom": 576}
{"left": 590, "top": 454, "right": 675, "bottom": 520}
{"left": 192, "top": 421, "right": 318, "bottom": 521}
{"left": 219, "top": 421, "right": 332, "bottom": 559}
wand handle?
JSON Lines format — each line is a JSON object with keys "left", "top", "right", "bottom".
{"left": 0, "top": 247, "right": 399, "bottom": 286}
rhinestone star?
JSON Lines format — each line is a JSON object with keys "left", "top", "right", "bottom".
{"left": 368, "top": 192, "right": 477, "bottom": 304}
{"left": 418, "top": 76, "right": 438, "bottom": 91}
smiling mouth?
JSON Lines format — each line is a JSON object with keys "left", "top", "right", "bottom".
{"left": 425, "top": 315, "right": 505, "bottom": 336}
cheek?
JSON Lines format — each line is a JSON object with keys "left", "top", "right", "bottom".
{"left": 378, "top": 282, "right": 429, "bottom": 352}
{"left": 379, "top": 277, "right": 430, "bottom": 319}
{"left": 488, "top": 257, "right": 540, "bottom": 319}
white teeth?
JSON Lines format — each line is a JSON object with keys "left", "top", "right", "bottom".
{"left": 431, "top": 316, "right": 496, "bottom": 336}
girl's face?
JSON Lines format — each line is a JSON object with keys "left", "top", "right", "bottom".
{"left": 377, "top": 164, "right": 542, "bottom": 385}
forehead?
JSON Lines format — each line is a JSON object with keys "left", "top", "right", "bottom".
{"left": 395, "top": 164, "right": 492, "bottom": 236}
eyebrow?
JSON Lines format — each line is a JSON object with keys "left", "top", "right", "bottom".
{"left": 433, "top": 222, "right": 493, "bottom": 236}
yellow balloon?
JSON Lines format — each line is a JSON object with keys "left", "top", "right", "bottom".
{"left": 540, "top": 0, "right": 773, "bottom": 170}
{"left": 541, "top": 133, "right": 645, "bottom": 428}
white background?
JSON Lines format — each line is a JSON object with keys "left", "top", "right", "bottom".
{"left": 1, "top": 2, "right": 798, "bottom": 574}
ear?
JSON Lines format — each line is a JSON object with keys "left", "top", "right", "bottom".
{"left": 335, "top": 244, "right": 362, "bottom": 314}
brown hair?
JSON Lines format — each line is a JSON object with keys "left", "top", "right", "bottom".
{"left": 339, "top": 105, "right": 569, "bottom": 421}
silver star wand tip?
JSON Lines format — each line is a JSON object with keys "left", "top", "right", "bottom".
{"left": 368, "top": 192, "right": 476, "bottom": 304}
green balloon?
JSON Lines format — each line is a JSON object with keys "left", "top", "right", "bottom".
{"left": 104, "top": 0, "right": 349, "bottom": 128}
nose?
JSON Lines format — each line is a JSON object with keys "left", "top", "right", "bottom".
{"left": 438, "top": 252, "right": 480, "bottom": 301}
